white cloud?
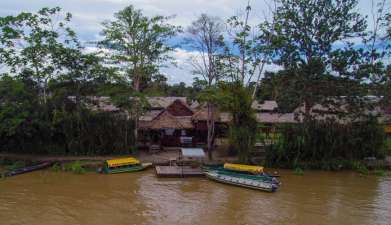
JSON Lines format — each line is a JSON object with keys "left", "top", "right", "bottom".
{"left": 162, "top": 48, "right": 200, "bottom": 85}
{"left": 0, "top": 0, "right": 380, "bottom": 84}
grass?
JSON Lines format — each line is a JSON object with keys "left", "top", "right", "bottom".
{"left": 373, "top": 169, "right": 391, "bottom": 177}
{"left": 293, "top": 167, "right": 304, "bottom": 176}
{"left": 51, "top": 161, "right": 86, "bottom": 174}
{"left": 5, "top": 161, "right": 26, "bottom": 171}
{"left": 352, "top": 161, "right": 369, "bottom": 175}
{"left": 51, "top": 163, "right": 62, "bottom": 172}
{"left": 63, "top": 161, "right": 86, "bottom": 174}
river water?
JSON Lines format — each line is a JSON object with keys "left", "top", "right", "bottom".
{"left": 1, "top": 170, "right": 391, "bottom": 225}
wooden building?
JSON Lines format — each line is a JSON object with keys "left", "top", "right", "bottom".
{"left": 139, "top": 99, "right": 196, "bottom": 147}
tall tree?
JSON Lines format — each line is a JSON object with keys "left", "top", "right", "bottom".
{"left": 215, "top": 2, "right": 266, "bottom": 162}
{"left": 186, "top": 14, "right": 224, "bottom": 159}
{"left": 263, "top": 0, "right": 368, "bottom": 118}
{"left": 360, "top": 0, "right": 391, "bottom": 106}
{"left": 0, "top": 7, "right": 79, "bottom": 103}
{"left": 224, "top": 0, "right": 276, "bottom": 93}
{"left": 99, "top": 5, "right": 180, "bottom": 143}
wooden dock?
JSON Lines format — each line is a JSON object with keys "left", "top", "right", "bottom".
{"left": 155, "top": 166, "right": 204, "bottom": 178}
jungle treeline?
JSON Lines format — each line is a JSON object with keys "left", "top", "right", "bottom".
{"left": 0, "top": 1, "right": 390, "bottom": 165}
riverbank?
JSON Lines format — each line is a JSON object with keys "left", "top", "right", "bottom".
{"left": 2, "top": 151, "right": 391, "bottom": 177}
{"left": 0, "top": 150, "right": 239, "bottom": 165}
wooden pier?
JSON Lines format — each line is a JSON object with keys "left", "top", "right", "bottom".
{"left": 155, "top": 166, "right": 204, "bottom": 178}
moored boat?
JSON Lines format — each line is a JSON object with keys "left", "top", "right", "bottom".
{"left": 3, "top": 161, "right": 52, "bottom": 177}
{"left": 203, "top": 164, "right": 280, "bottom": 192}
{"left": 102, "top": 157, "right": 152, "bottom": 174}
{"left": 223, "top": 163, "right": 264, "bottom": 174}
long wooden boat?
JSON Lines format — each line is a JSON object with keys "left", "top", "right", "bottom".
{"left": 203, "top": 165, "right": 280, "bottom": 192}
{"left": 4, "top": 161, "right": 52, "bottom": 177}
{"left": 224, "top": 163, "right": 264, "bottom": 174}
{"left": 204, "top": 170, "right": 279, "bottom": 192}
{"left": 102, "top": 157, "right": 152, "bottom": 174}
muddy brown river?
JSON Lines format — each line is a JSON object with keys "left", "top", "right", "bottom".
{"left": 1, "top": 170, "right": 391, "bottom": 225}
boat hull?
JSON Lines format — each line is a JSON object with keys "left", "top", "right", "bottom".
{"left": 4, "top": 162, "right": 52, "bottom": 177}
{"left": 103, "top": 163, "right": 152, "bottom": 174}
{"left": 204, "top": 171, "right": 278, "bottom": 192}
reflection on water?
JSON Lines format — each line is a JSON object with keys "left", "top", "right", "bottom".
{"left": 1, "top": 170, "right": 390, "bottom": 225}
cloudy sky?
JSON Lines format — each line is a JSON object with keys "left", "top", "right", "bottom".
{"left": 0, "top": 0, "right": 380, "bottom": 84}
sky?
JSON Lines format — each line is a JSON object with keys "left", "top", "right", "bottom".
{"left": 0, "top": 0, "right": 381, "bottom": 85}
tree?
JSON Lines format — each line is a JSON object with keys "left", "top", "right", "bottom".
{"left": 186, "top": 14, "right": 224, "bottom": 159}
{"left": 257, "top": 71, "right": 302, "bottom": 113}
{"left": 263, "top": 0, "right": 368, "bottom": 118}
{"left": 99, "top": 5, "right": 180, "bottom": 143}
{"left": 359, "top": 0, "right": 391, "bottom": 107}
{"left": 218, "top": 82, "right": 257, "bottom": 163}
{"left": 0, "top": 7, "right": 79, "bottom": 103}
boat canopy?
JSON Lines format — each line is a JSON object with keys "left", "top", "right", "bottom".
{"left": 224, "top": 163, "right": 264, "bottom": 174}
{"left": 106, "top": 157, "right": 140, "bottom": 168}
{"left": 181, "top": 148, "right": 205, "bottom": 158}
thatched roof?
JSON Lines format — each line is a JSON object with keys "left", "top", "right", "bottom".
{"left": 256, "top": 113, "right": 297, "bottom": 124}
{"left": 191, "top": 108, "right": 232, "bottom": 123}
{"left": 139, "top": 110, "right": 162, "bottom": 121}
{"left": 67, "top": 96, "right": 120, "bottom": 112}
{"left": 252, "top": 100, "right": 278, "bottom": 111}
{"left": 140, "top": 111, "right": 193, "bottom": 130}
{"left": 145, "top": 97, "right": 188, "bottom": 109}
{"left": 192, "top": 108, "right": 220, "bottom": 121}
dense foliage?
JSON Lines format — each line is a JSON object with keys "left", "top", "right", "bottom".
{"left": 218, "top": 82, "right": 258, "bottom": 163}
{"left": 0, "top": 75, "right": 134, "bottom": 154}
{"left": 266, "top": 118, "right": 387, "bottom": 170}
{"left": 0, "top": 2, "right": 390, "bottom": 163}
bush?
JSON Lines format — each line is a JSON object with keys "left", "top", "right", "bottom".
{"left": 293, "top": 167, "right": 304, "bottom": 175}
{"left": 63, "top": 161, "right": 86, "bottom": 174}
{"left": 352, "top": 161, "right": 369, "bottom": 175}
{"left": 266, "top": 118, "right": 385, "bottom": 169}
{"left": 0, "top": 100, "right": 135, "bottom": 155}
{"left": 385, "top": 137, "right": 391, "bottom": 156}
{"left": 51, "top": 163, "right": 62, "bottom": 172}
{"left": 5, "top": 161, "right": 26, "bottom": 170}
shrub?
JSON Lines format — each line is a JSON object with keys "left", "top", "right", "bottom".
{"left": 385, "top": 137, "right": 391, "bottom": 156}
{"left": 265, "top": 118, "right": 385, "bottom": 169}
{"left": 293, "top": 167, "right": 304, "bottom": 175}
{"left": 352, "top": 161, "right": 369, "bottom": 175}
{"left": 51, "top": 162, "right": 62, "bottom": 172}
{"left": 63, "top": 161, "right": 86, "bottom": 174}
{"left": 5, "top": 161, "right": 26, "bottom": 170}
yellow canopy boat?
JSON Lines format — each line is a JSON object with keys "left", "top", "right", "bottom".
{"left": 224, "top": 163, "right": 264, "bottom": 174}
{"left": 106, "top": 157, "right": 140, "bottom": 168}
{"left": 103, "top": 157, "right": 151, "bottom": 174}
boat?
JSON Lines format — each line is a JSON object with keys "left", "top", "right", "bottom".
{"left": 3, "top": 161, "right": 52, "bottom": 177}
{"left": 102, "top": 157, "right": 152, "bottom": 174}
{"left": 203, "top": 164, "right": 280, "bottom": 192}
{"left": 223, "top": 163, "right": 264, "bottom": 174}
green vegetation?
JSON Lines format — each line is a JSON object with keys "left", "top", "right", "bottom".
{"left": 293, "top": 167, "right": 304, "bottom": 176}
{"left": 266, "top": 118, "right": 386, "bottom": 170}
{"left": 51, "top": 163, "right": 62, "bottom": 172}
{"left": 219, "top": 83, "right": 258, "bottom": 163}
{"left": 63, "top": 161, "right": 86, "bottom": 174}
{"left": 352, "top": 161, "right": 369, "bottom": 175}
{"left": 385, "top": 137, "right": 391, "bottom": 156}
{"left": 5, "top": 161, "right": 26, "bottom": 171}
{"left": 373, "top": 169, "right": 386, "bottom": 176}
{"left": 0, "top": 1, "right": 390, "bottom": 166}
